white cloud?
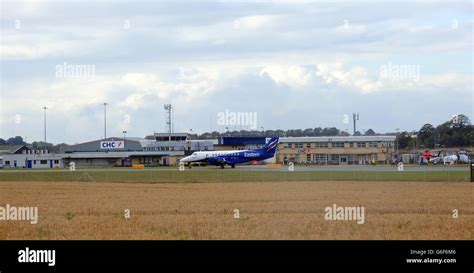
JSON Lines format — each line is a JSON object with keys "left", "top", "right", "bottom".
{"left": 259, "top": 62, "right": 471, "bottom": 95}
{"left": 237, "top": 15, "right": 275, "bottom": 29}
{"left": 260, "top": 65, "right": 315, "bottom": 88}
{"left": 0, "top": 2, "right": 472, "bottom": 143}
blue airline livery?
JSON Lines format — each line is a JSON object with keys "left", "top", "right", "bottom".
{"left": 180, "top": 137, "right": 279, "bottom": 168}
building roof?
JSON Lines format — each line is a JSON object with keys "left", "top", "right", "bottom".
{"left": 2, "top": 153, "right": 63, "bottom": 159}
{"left": 280, "top": 136, "right": 396, "bottom": 143}
{"left": 70, "top": 137, "right": 140, "bottom": 146}
{"left": 0, "top": 145, "right": 26, "bottom": 154}
{"left": 154, "top": 133, "right": 188, "bottom": 137}
{"left": 61, "top": 151, "right": 183, "bottom": 159}
{"left": 125, "top": 137, "right": 147, "bottom": 141}
{"left": 61, "top": 138, "right": 143, "bottom": 153}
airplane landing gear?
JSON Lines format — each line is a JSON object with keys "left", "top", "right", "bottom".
{"left": 231, "top": 164, "right": 235, "bottom": 169}
{"left": 220, "top": 164, "right": 225, "bottom": 169}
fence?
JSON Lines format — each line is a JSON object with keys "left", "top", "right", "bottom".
{"left": 0, "top": 169, "right": 470, "bottom": 183}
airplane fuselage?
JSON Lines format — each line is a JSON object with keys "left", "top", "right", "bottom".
{"left": 180, "top": 149, "right": 274, "bottom": 165}
{"left": 179, "top": 137, "right": 279, "bottom": 168}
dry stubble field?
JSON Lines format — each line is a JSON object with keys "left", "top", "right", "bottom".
{"left": 0, "top": 180, "right": 472, "bottom": 240}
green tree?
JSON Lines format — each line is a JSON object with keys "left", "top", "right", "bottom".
{"left": 397, "top": 132, "right": 412, "bottom": 149}
{"left": 6, "top": 136, "right": 26, "bottom": 145}
{"left": 418, "top": 124, "right": 435, "bottom": 148}
{"left": 364, "top": 129, "right": 376, "bottom": 136}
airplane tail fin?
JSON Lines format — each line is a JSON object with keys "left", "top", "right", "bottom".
{"left": 262, "top": 137, "right": 279, "bottom": 154}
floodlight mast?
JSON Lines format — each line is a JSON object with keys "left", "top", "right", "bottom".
{"left": 43, "top": 106, "right": 48, "bottom": 145}
{"left": 164, "top": 104, "right": 172, "bottom": 141}
{"left": 353, "top": 113, "right": 359, "bottom": 135}
{"left": 103, "top": 102, "right": 108, "bottom": 139}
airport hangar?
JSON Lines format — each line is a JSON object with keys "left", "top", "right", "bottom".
{"left": 0, "top": 134, "right": 395, "bottom": 168}
{"left": 59, "top": 133, "right": 214, "bottom": 167}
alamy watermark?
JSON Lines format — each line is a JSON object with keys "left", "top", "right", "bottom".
{"left": 217, "top": 109, "right": 258, "bottom": 130}
{"left": 324, "top": 204, "right": 365, "bottom": 224}
{"left": 18, "top": 247, "right": 55, "bottom": 266}
{"left": 0, "top": 204, "right": 38, "bottom": 224}
{"left": 380, "top": 62, "right": 420, "bottom": 82}
{"left": 55, "top": 62, "right": 96, "bottom": 80}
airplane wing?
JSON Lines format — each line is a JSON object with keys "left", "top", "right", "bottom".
{"left": 206, "top": 156, "right": 235, "bottom": 165}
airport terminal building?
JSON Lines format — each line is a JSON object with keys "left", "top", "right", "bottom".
{"left": 278, "top": 136, "right": 396, "bottom": 165}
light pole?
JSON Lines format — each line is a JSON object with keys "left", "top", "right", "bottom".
{"left": 43, "top": 106, "right": 47, "bottom": 146}
{"left": 103, "top": 102, "right": 108, "bottom": 139}
{"left": 122, "top": 130, "right": 127, "bottom": 150}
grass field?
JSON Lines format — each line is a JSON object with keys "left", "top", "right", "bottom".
{"left": 0, "top": 169, "right": 470, "bottom": 183}
{"left": 0, "top": 180, "right": 472, "bottom": 240}
{"left": 0, "top": 169, "right": 472, "bottom": 240}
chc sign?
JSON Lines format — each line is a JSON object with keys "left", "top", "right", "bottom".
{"left": 100, "top": 141, "right": 124, "bottom": 149}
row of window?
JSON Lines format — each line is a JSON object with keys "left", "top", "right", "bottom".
{"left": 144, "top": 146, "right": 210, "bottom": 152}
{"left": 203, "top": 152, "right": 239, "bottom": 157}
{"left": 3, "top": 160, "right": 59, "bottom": 165}
{"left": 285, "top": 154, "right": 378, "bottom": 162}
{"left": 144, "top": 147, "right": 175, "bottom": 151}
{"left": 283, "top": 142, "right": 389, "bottom": 148}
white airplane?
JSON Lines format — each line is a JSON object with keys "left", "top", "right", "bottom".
{"left": 180, "top": 137, "right": 279, "bottom": 169}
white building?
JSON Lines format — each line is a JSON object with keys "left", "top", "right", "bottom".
{"left": 2, "top": 149, "right": 64, "bottom": 168}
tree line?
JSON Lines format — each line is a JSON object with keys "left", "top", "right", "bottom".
{"left": 397, "top": 114, "right": 472, "bottom": 149}
{"left": 145, "top": 127, "right": 379, "bottom": 140}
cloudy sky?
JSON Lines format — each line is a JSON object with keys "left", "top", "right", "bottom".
{"left": 0, "top": 0, "right": 472, "bottom": 144}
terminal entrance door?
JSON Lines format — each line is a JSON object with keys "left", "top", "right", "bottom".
{"left": 339, "top": 156, "right": 348, "bottom": 165}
